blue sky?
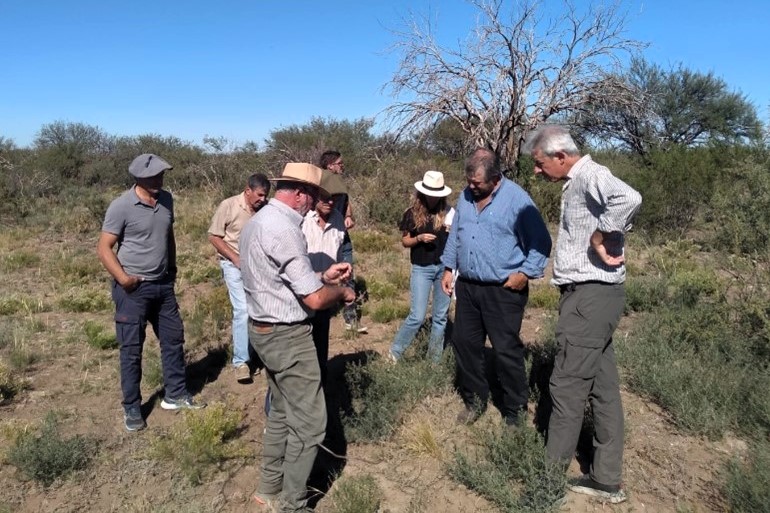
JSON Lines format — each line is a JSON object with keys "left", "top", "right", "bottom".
{"left": 1, "top": 1, "right": 768, "bottom": 148}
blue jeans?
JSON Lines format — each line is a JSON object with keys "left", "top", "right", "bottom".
{"left": 111, "top": 278, "right": 187, "bottom": 410}
{"left": 220, "top": 259, "right": 249, "bottom": 367}
{"left": 390, "top": 263, "right": 451, "bottom": 362}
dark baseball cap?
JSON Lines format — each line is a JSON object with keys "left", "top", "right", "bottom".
{"left": 129, "top": 154, "right": 173, "bottom": 178}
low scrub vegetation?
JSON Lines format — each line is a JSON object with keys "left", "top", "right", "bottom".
{"left": 326, "top": 473, "right": 383, "bottom": 513}
{"left": 450, "top": 425, "right": 566, "bottom": 513}
{"left": 723, "top": 439, "right": 770, "bottom": 512}
{"left": 150, "top": 403, "right": 245, "bottom": 485}
{"left": 6, "top": 412, "right": 96, "bottom": 486}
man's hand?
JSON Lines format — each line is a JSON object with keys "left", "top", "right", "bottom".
{"left": 441, "top": 269, "right": 454, "bottom": 296}
{"left": 503, "top": 272, "right": 528, "bottom": 291}
{"left": 590, "top": 230, "right": 625, "bottom": 266}
{"left": 119, "top": 275, "right": 143, "bottom": 293}
{"left": 342, "top": 286, "right": 356, "bottom": 304}
{"left": 345, "top": 216, "right": 356, "bottom": 230}
{"left": 232, "top": 255, "right": 241, "bottom": 269}
{"left": 323, "top": 262, "right": 352, "bottom": 285}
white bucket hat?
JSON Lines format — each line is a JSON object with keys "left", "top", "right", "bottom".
{"left": 414, "top": 170, "right": 452, "bottom": 197}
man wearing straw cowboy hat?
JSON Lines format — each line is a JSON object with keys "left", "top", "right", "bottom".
{"left": 240, "top": 163, "right": 355, "bottom": 513}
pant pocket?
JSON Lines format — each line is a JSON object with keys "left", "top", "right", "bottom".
{"left": 554, "top": 336, "right": 605, "bottom": 379}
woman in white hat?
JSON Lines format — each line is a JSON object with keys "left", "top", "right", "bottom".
{"left": 388, "top": 171, "right": 455, "bottom": 363}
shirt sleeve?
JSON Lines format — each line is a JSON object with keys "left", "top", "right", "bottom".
{"left": 514, "top": 200, "right": 552, "bottom": 279}
{"left": 398, "top": 209, "right": 414, "bottom": 233}
{"left": 588, "top": 169, "right": 643, "bottom": 234}
{"left": 208, "top": 200, "right": 229, "bottom": 237}
{"left": 440, "top": 206, "right": 458, "bottom": 270}
{"left": 101, "top": 198, "right": 125, "bottom": 237}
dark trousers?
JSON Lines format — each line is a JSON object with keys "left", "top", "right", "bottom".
{"left": 311, "top": 308, "right": 332, "bottom": 386}
{"left": 111, "top": 278, "right": 187, "bottom": 410}
{"left": 546, "top": 283, "right": 625, "bottom": 486}
{"left": 452, "top": 278, "right": 529, "bottom": 421}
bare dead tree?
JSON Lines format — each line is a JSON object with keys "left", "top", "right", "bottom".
{"left": 383, "top": 0, "right": 646, "bottom": 173}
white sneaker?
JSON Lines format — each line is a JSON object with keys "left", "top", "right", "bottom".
{"left": 344, "top": 323, "right": 368, "bottom": 333}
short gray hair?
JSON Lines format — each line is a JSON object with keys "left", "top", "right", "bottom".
{"left": 527, "top": 126, "right": 580, "bottom": 157}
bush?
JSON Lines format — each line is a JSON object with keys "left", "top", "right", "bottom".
{"left": 343, "top": 357, "right": 453, "bottom": 442}
{"left": 83, "top": 320, "right": 118, "bottom": 350}
{"left": 449, "top": 425, "right": 566, "bottom": 513}
{"left": 528, "top": 286, "right": 559, "bottom": 310}
{"left": 723, "top": 439, "right": 770, "bottom": 512}
{"left": 151, "top": 403, "right": 245, "bottom": 485}
{"left": 709, "top": 155, "right": 770, "bottom": 255}
{"left": 7, "top": 412, "right": 95, "bottom": 486}
{"left": 350, "top": 230, "right": 397, "bottom": 254}
{"left": 0, "top": 363, "right": 25, "bottom": 403}
{"left": 57, "top": 288, "right": 111, "bottom": 313}
{"left": 369, "top": 302, "right": 410, "bottom": 323}
{"left": 619, "top": 296, "right": 770, "bottom": 437}
{"left": 327, "top": 474, "right": 383, "bottom": 513}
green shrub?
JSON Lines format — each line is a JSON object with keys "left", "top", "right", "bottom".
{"left": 723, "top": 439, "right": 770, "bottom": 512}
{"left": 624, "top": 275, "right": 667, "bottom": 313}
{"left": 350, "top": 230, "right": 396, "bottom": 253}
{"left": 57, "top": 289, "right": 111, "bottom": 313}
{"left": 7, "top": 412, "right": 95, "bottom": 486}
{"left": 0, "top": 296, "right": 47, "bottom": 316}
{"left": 1, "top": 251, "right": 40, "bottom": 272}
{"left": 183, "top": 286, "right": 231, "bottom": 349}
{"left": 369, "top": 302, "right": 410, "bottom": 323}
{"left": 708, "top": 154, "right": 770, "bottom": 255}
{"left": 9, "top": 343, "right": 39, "bottom": 371}
{"left": 0, "top": 363, "right": 25, "bottom": 403}
{"left": 327, "top": 474, "right": 383, "bottom": 513}
{"left": 366, "top": 280, "right": 398, "bottom": 301}
{"left": 449, "top": 425, "right": 566, "bottom": 513}
{"left": 619, "top": 297, "right": 770, "bottom": 437}
{"left": 142, "top": 349, "right": 164, "bottom": 389}
{"left": 343, "top": 357, "right": 453, "bottom": 442}
{"left": 83, "top": 320, "right": 118, "bottom": 350}
{"left": 151, "top": 403, "right": 245, "bottom": 485}
{"left": 528, "top": 286, "right": 559, "bottom": 310}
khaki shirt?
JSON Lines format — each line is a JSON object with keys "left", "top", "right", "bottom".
{"left": 208, "top": 192, "right": 252, "bottom": 255}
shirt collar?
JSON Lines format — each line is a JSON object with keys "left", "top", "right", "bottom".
{"left": 269, "top": 198, "right": 304, "bottom": 225}
{"left": 566, "top": 154, "right": 593, "bottom": 180}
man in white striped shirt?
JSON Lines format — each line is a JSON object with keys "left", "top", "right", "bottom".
{"left": 240, "top": 163, "right": 355, "bottom": 513}
{"left": 529, "top": 126, "right": 641, "bottom": 504}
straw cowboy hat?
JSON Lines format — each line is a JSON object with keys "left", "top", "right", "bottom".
{"left": 414, "top": 170, "right": 452, "bottom": 197}
{"left": 270, "top": 163, "right": 329, "bottom": 196}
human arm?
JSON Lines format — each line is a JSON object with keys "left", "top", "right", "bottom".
{"left": 302, "top": 284, "right": 356, "bottom": 311}
{"left": 96, "top": 231, "right": 142, "bottom": 292}
{"left": 441, "top": 268, "right": 454, "bottom": 296}
{"left": 208, "top": 234, "right": 240, "bottom": 268}
{"left": 401, "top": 231, "right": 437, "bottom": 248}
{"left": 168, "top": 226, "right": 178, "bottom": 280}
{"left": 588, "top": 169, "right": 642, "bottom": 266}
{"left": 513, "top": 200, "right": 552, "bottom": 279}
{"left": 344, "top": 202, "right": 355, "bottom": 229}
{"left": 320, "top": 262, "right": 352, "bottom": 286}
{"left": 590, "top": 230, "right": 625, "bottom": 266}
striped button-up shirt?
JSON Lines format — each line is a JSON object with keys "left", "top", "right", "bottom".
{"left": 552, "top": 155, "right": 642, "bottom": 286}
{"left": 240, "top": 199, "right": 323, "bottom": 323}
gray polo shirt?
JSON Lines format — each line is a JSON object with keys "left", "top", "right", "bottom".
{"left": 102, "top": 186, "right": 174, "bottom": 281}
{"left": 240, "top": 199, "right": 323, "bottom": 323}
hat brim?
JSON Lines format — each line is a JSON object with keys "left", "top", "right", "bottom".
{"left": 415, "top": 181, "right": 452, "bottom": 197}
{"left": 270, "top": 177, "right": 329, "bottom": 197}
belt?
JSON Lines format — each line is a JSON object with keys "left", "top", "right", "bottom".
{"left": 249, "top": 318, "right": 309, "bottom": 328}
{"left": 457, "top": 276, "right": 505, "bottom": 287}
{"left": 558, "top": 281, "right": 612, "bottom": 293}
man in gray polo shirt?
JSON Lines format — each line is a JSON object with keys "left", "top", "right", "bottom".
{"left": 97, "top": 153, "right": 204, "bottom": 433}
{"left": 241, "top": 163, "right": 355, "bottom": 513}
{"left": 529, "top": 126, "right": 641, "bottom": 504}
